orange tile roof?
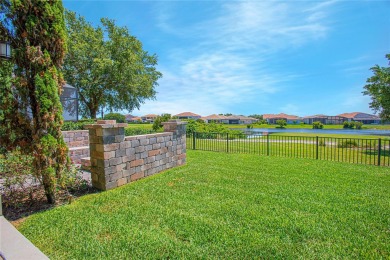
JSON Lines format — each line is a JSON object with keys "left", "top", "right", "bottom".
{"left": 174, "top": 112, "right": 201, "bottom": 117}
{"left": 203, "top": 114, "right": 229, "bottom": 120}
{"left": 142, "top": 114, "right": 158, "bottom": 118}
{"left": 337, "top": 112, "right": 379, "bottom": 119}
{"left": 263, "top": 113, "right": 300, "bottom": 120}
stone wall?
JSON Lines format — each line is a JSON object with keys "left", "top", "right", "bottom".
{"left": 85, "top": 120, "right": 187, "bottom": 191}
{"left": 62, "top": 130, "right": 90, "bottom": 164}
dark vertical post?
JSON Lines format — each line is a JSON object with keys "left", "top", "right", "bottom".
{"left": 226, "top": 133, "right": 229, "bottom": 153}
{"left": 267, "top": 134, "right": 270, "bottom": 156}
{"left": 192, "top": 132, "right": 196, "bottom": 150}
{"left": 378, "top": 138, "right": 382, "bottom": 166}
{"left": 193, "top": 132, "right": 196, "bottom": 150}
{"left": 316, "top": 136, "right": 319, "bottom": 160}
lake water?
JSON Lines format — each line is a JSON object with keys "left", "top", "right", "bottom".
{"left": 235, "top": 128, "right": 390, "bottom": 136}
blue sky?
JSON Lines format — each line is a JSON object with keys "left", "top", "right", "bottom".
{"left": 63, "top": 0, "right": 390, "bottom": 117}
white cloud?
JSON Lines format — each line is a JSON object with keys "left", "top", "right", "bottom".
{"left": 141, "top": 1, "right": 338, "bottom": 116}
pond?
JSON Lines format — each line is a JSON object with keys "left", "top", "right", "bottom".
{"left": 235, "top": 128, "right": 390, "bottom": 136}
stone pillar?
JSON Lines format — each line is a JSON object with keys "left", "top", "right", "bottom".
{"left": 85, "top": 119, "right": 187, "bottom": 191}
{"left": 85, "top": 120, "right": 127, "bottom": 190}
{"left": 162, "top": 119, "right": 188, "bottom": 165}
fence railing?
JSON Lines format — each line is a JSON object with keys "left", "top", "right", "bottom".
{"left": 186, "top": 132, "right": 390, "bottom": 166}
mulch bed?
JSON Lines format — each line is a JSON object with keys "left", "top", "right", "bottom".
{"left": 2, "top": 183, "right": 99, "bottom": 222}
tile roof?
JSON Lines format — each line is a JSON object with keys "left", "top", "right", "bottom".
{"left": 203, "top": 114, "right": 229, "bottom": 120}
{"left": 174, "top": 112, "right": 201, "bottom": 117}
{"left": 337, "top": 112, "right": 380, "bottom": 120}
{"left": 142, "top": 114, "right": 158, "bottom": 118}
{"left": 303, "top": 114, "right": 328, "bottom": 119}
{"left": 263, "top": 113, "right": 300, "bottom": 120}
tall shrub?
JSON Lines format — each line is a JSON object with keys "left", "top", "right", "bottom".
{"left": 0, "top": 0, "right": 68, "bottom": 203}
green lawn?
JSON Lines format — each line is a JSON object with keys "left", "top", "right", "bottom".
{"left": 18, "top": 151, "right": 390, "bottom": 259}
{"left": 188, "top": 134, "right": 390, "bottom": 166}
{"left": 270, "top": 132, "right": 387, "bottom": 139}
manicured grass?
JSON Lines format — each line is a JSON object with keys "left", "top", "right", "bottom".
{"left": 270, "top": 132, "right": 387, "bottom": 139}
{"left": 188, "top": 135, "right": 390, "bottom": 166}
{"left": 17, "top": 151, "right": 389, "bottom": 259}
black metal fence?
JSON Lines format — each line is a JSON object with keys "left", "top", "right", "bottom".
{"left": 186, "top": 132, "right": 390, "bottom": 166}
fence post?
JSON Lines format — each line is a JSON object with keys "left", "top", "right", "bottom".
{"left": 267, "top": 134, "right": 270, "bottom": 156}
{"left": 378, "top": 138, "right": 381, "bottom": 166}
{"left": 227, "top": 133, "right": 229, "bottom": 153}
{"left": 193, "top": 132, "right": 196, "bottom": 150}
{"left": 316, "top": 136, "right": 319, "bottom": 160}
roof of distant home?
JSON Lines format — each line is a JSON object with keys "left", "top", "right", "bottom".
{"left": 337, "top": 112, "right": 380, "bottom": 120}
{"left": 202, "top": 114, "right": 258, "bottom": 120}
{"left": 303, "top": 114, "right": 332, "bottom": 119}
{"left": 174, "top": 112, "right": 201, "bottom": 117}
{"left": 142, "top": 114, "right": 158, "bottom": 118}
{"left": 263, "top": 113, "right": 300, "bottom": 120}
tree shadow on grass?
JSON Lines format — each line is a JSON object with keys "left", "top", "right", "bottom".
{"left": 362, "top": 148, "right": 390, "bottom": 157}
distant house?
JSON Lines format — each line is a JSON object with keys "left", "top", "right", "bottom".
{"left": 174, "top": 112, "right": 201, "bottom": 120}
{"left": 127, "top": 115, "right": 142, "bottom": 123}
{"left": 337, "top": 112, "right": 381, "bottom": 124}
{"left": 226, "top": 115, "right": 258, "bottom": 124}
{"left": 303, "top": 114, "right": 346, "bottom": 125}
{"left": 124, "top": 114, "right": 135, "bottom": 122}
{"left": 202, "top": 114, "right": 229, "bottom": 124}
{"left": 202, "top": 114, "right": 258, "bottom": 124}
{"left": 263, "top": 113, "right": 301, "bottom": 124}
{"left": 141, "top": 114, "right": 158, "bottom": 123}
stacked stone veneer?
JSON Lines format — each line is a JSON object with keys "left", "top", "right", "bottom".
{"left": 62, "top": 130, "right": 90, "bottom": 164}
{"left": 85, "top": 120, "right": 187, "bottom": 191}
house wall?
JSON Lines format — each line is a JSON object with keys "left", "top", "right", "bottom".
{"left": 85, "top": 120, "right": 187, "bottom": 191}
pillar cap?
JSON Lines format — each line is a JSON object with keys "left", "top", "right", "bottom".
{"left": 162, "top": 119, "right": 188, "bottom": 125}
{"left": 84, "top": 119, "right": 128, "bottom": 129}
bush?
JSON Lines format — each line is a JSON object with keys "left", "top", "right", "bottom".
{"left": 125, "top": 128, "right": 157, "bottom": 136}
{"left": 276, "top": 119, "right": 287, "bottom": 128}
{"left": 62, "top": 119, "right": 95, "bottom": 131}
{"left": 104, "top": 113, "right": 126, "bottom": 123}
{"left": 0, "top": 149, "right": 36, "bottom": 206}
{"left": 312, "top": 121, "right": 324, "bottom": 129}
{"left": 337, "top": 139, "right": 358, "bottom": 148}
{"left": 246, "top": 124, "right": 253, "bottom": 129}
{"left": 153, "top": 114, "right": 171, "bottom": 131}
{"left": 343, "top": 121, "right": 362, "bottom": 129}
{"left": 343, "top": 121, "right": 350, "bottom": 129}
{"left": 355, "top": 122, "right": 363, "bottom": 129}
{"left": 0, "top": 148, "right": 91, "bottom": 211}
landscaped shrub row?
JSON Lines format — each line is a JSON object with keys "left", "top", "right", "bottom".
{"left": 61, "top": 119, "right": 95, "bottom": 131}
{"left": 124, "top": 127, "right": 157, "bottom": 136}
{"left": 185, "top": 119, "right": 246, "bottom": 139}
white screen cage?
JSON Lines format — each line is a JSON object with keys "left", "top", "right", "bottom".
{"left": 60, "top": 84, "right": 78, "bottom": 121}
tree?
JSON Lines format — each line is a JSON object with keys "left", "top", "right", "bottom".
{"left": 103, "top": 113, "right": 126, "bottom": 123}
{"left": 363, "top": 54, "right": 390, "bottom": 121}
{"left": 248, "top": 114, "right": 263, "bottom": 120}
{"left": 0, "top": 0, "right": 68, "bottom": 203}
{"left": 63, "top": 11, "right": 162, "bottom": 119}
{"left": 276, "top": 119, "right": 287, "bottom": 128}
{"left": 152, "top": 114, "right": 171, "bottom": 131}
